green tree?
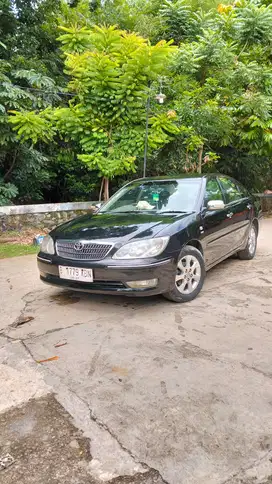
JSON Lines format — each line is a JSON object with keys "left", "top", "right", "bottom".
{"left": 2, "top": 0, "right": 272, "bottom": 205}
{"left": 233, "top": 0, "right": 272, "bottom": 45}
{"left": 0, "top": 0, "right": 65, "bottom": 204}
{"left": 9, "top": 25, "right": 178, "bottom": 200}
{"left": 0, "top": 53, "right": 63, "bottom": 203}
{"left": 153, "top": 1, "right": 272, "bottom": 182}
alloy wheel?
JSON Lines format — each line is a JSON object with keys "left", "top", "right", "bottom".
{"left": 248, "top": 226, "right": 256, "bottom": 255}
{"left": 175, "top": 255, "right": 201, "bottom": 295}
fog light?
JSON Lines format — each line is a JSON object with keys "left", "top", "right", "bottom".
{"left": 126, "top": 279, "right": 158, "bottom": 289}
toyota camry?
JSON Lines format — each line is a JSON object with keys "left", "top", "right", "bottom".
{"left": 38, "top": 174, "right": 261, "bottom": 303}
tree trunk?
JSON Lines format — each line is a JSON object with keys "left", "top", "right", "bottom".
{"left": 197, "top": 145, "right": 203, "bottom": 174}
{"left": 3, "top": 149, "right": 18, "bottom": 181}
{"left": 99, "top": 177, "right": 104, "bottom": 202}
{"left": 103, "top": 177, "right": 109, "bottom": 201}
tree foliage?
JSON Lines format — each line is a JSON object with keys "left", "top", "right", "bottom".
{"left": 1, "top": 0, "right": 272, "bottom": 205}
{"left": 156, "top": 0, "right": 272, "bottom": 176}
{"left": 9, "top": 24, "right": 178, "bottom": 199}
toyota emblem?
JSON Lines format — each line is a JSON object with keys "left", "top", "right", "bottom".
{"left": 74, "top": 242, "right": 84, "bottom": 251}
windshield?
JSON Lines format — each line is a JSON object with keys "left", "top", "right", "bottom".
{"left": 100, "top": 179, "right": 202, "bottom": 214}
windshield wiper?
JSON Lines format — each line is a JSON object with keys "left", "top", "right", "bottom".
{"left": 105, "top": 210, "right": 156, "bottom": 214}
{"left": 102, "top": 210, "right": 188, "bottom": 214}
{"left": 101, "top": 211, "right": 134, "bottom": 214}
{"left": 160, "top": 210, "right": 187, "bottom": 214}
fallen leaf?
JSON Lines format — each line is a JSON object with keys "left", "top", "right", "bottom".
{"left": 36, "top": 356, "right": 59, "bottom": 363}
{"left": 54, "top": 342, "right": 67, "bottom": 348}
{"left": 13, "top": 315, "right": 34, "bottom": 327}
{"left": 112, "top": 366, "right": 128, "bottom": 376}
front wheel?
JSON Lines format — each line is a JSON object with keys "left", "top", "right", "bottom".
{"left": 237, "top": 224, "right": 257, "bottom": 260}
{"left": 163, "top": 245, "right": 205, "bottom": 303}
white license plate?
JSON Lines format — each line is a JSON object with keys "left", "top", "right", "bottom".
{"left": 59, "top": 266, "right": 93, "bottom": 282}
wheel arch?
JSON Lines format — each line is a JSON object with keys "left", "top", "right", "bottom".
{"left": 185, "top": 239, "right": 204, "bottom": 255}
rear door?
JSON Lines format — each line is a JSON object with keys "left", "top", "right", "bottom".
{"left": 202, "top": 177, "right": 232, "bottom": 267}
{"left": 218, "top": 176, "right": 251, "bottom": 250}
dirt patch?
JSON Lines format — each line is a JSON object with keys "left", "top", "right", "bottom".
{"left": 0, "top": 394, "right": 94, "bottom": 484}
{"left": 109, "top": 470, "right": 165, "bottom": 483}
{"left": 0, "top": 229, "right": 48, "bottom": 246}
{"left": 50, "top": 292, "right": 81, "bottom": 305}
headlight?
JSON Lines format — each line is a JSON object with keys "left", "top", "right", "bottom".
{"left": 113, "top": 237, "right": 169, "bottom": 259}
{"left": 41, "top": 235, "right": 55, "bottom": 255}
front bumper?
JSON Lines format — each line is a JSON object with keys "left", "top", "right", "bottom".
{"left": 37, "top": 255, "right": 177, "bottom": 297}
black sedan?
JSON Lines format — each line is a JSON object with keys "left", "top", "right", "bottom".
{"left": 38, "top": 175, "right": 261, "bottom": 303}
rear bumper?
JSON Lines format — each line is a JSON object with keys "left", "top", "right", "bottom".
{"left": 37, "top": 256, "right": 176, "bottom": 297}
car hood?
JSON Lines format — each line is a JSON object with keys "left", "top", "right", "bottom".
{"left": 52, "top": 211, "right": 191, "bottom": 243}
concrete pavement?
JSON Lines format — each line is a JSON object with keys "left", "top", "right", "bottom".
{"left": 0, "top": 218, "right": 272, "bottom": 484}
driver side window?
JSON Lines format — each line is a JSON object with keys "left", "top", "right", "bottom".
{"left": 205, "top": 178, "right": 224, "bottom": 205}
{"left": 218, "top": 177, "right": 241, "bottom": 204}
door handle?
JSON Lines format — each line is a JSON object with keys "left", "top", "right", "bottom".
{"left": 227, "top": 212, "right": 233, "bottom": 218}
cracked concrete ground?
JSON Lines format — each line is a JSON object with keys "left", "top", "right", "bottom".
{"left": 0, "top": 218, "right": 272, "bottom": 484}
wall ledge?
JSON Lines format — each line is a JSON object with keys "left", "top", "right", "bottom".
{"left": 0, "top": 201, "right": 97, "bottom": 216}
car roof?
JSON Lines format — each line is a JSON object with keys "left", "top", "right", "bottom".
{"left": 130, "top": 173, "right": 235, "bottom": 182}
{"left": 131, "top": 174, "right": 208, "bottom": 182}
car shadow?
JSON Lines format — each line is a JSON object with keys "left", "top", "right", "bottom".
{"left": 48, "top": 254, "right": 241, "bottom": 309}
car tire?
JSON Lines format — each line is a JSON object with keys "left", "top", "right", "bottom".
{"left": 163, "top": 245, "right": 206, "bottom": 303}
{"left": 237, "top": 223, "right": 257, "bottom": 260}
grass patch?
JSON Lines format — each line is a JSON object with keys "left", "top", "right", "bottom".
{"left": 0, "top": 243, "right": 38, "bottom": 259}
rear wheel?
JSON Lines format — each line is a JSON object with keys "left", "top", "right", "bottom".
{"left": 163, "top": 245, "right": 205, "bottom": 303}
{"left": 237, "top": 224, "right": 257, "bottom": 260}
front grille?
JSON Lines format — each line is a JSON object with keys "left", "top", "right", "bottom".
{"left": 56, "top": 240, "right": 113, "bottom": 261}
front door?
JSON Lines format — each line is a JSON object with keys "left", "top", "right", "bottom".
{"left": 202, "top": 177, "right": 232, "bottom": 267}
{"left": 218, "top": 176, "right": 251, "bottom": 250}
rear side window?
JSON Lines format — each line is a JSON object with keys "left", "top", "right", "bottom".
{"left": 236, "top": 182, "right": 249, "bottom": 198}
{"left": 218, "top": 177, "right": 241, "bottom": 204}
{"left": 205, "top": 178, "right": 224, "bottom": 204}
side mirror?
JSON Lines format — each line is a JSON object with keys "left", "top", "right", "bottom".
{"left": 95, "top": 202, "right": 103, "bottom": 209}
{"left": 207, "top": 200, "right": 225, "bottom": 211}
